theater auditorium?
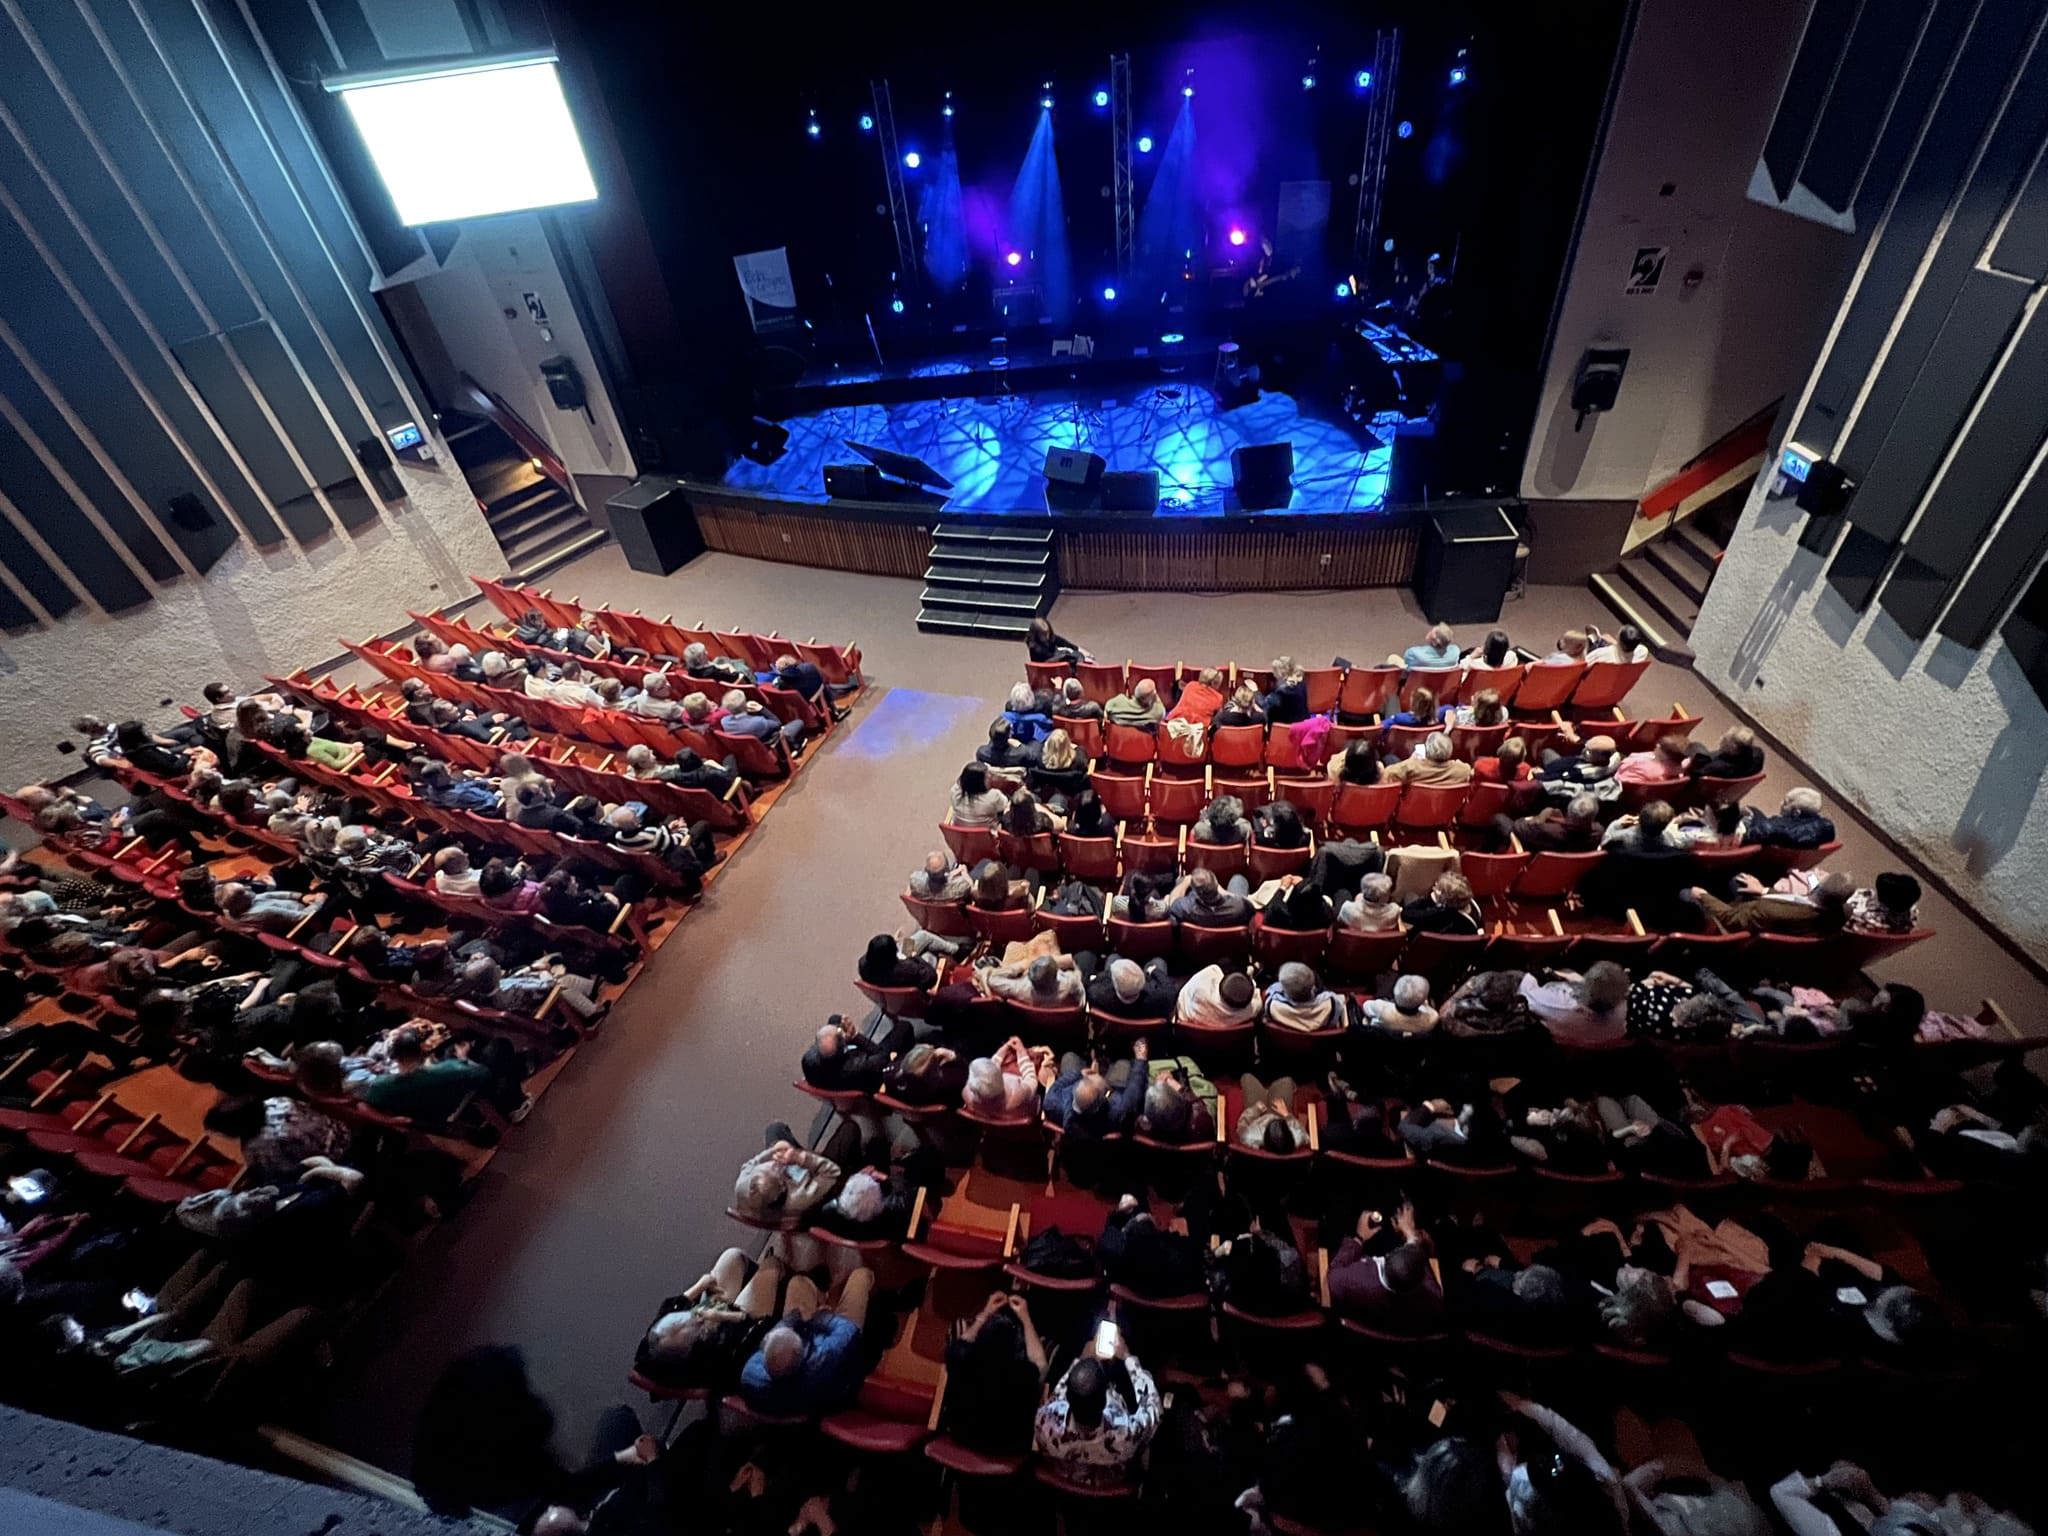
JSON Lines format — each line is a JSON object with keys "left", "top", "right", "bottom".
{"left": 2, "top": 3, "right": 2047, "bottom": 1535}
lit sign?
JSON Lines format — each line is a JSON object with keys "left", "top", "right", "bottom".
{"left": 385, "top": 421, "right": 424, "bottom": 452}
{"left": 1779, "top": 444, "right": 1816, "bottom": 484}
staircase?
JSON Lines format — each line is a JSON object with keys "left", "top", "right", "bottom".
{"left": 915, "top": 523, "right": 1059, "bottom": 637}
{"left": 440, "top": 409, "right": 606, "bottom": 579}
{"left": 1589, "top": 509, "right": 1732, "bottom": 665}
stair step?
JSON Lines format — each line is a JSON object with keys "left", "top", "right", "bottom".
{"left": 924, "top": 560, "right": 1047, "bottom": 592}
{"left": 918, "top": 585, "right": 1046, "bottom": 616}
{"left": 442, "top": 421, "right": 491, "bottom": 446}
{"left": 1618, "top": 553, "right": 1702, "bottom": 633}
{"left": 506, "top": 516, "right": 601, "bottom": 573}
{"left": 916, "top": 607, "right": 1038, "bottom": 638}
{"left": 1588, "top": 572, "right": 1694, "bottom": 666}
{"left": 503, "top": 508, "right": 591, "bottom": 561}
{"left": 509, "top": 527, "right": 609, "bottom": 584}
{"left": 1668, "top": 520, "right": 1726, "bottom": 570}
{"left": 932, "top": 523, "right": 1055, "bottom": 551}
{"left": 482, "top": 467, "right": 550, "bottom": 512}
{"left": 927, "top": 544, "right": 1050, "bottom": 570}
{"left": 1642, "top": 541, "right": 1710, "bottom": 606}
{"left": 489, "top": 486, "right": 570, "bottom": 533}
{"left": 489, "top": 481, "right": 564, "bottom": 521}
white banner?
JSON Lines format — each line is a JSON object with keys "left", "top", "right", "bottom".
{"left": 733, "top": 248, "right": 796, "bottom": 327}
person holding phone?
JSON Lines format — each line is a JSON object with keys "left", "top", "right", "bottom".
{"left": 1033, "top": 1315, "right": 1161, "bottom": 1486}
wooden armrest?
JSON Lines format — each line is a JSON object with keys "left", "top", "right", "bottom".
{"left": 1547, "top": 908, "right": 1565, "bottom": 936}
{"left": 1510, "top": 835, "right": 1525, "bottom": 855}
{"left": 1003, "top": 1202, "right": 1021, "bottom": 1259}
{"left": 536, "top": 982, "right": 564, "bottom": 1020}
{"left": 487, "top": 728, "right": 507, "bottom": 744}
{"left": 1318, "top": 1247, "right": 1331, "bottom": 1309}
{"left": 373, "top": 763, "right": 399, "bottom": 785}
{"left": 1307, "top": 1101, "right": 1320, "bottom": 1152}
{"left": 1626, "top": 909, "right": 1647, "bottom": 936}
{"left": 906, "top": 1183, "right": 928, "bottom": 1240}
{"left": 163, "top": 1135, "right": 203, "bottom": 1177}
{"left": 1438, "top": 831, "right": 1452, "bottom": 852}
{"left": 1983, "top": 997, "right": 2021, "bottom": 1041}
{"left": 30, "top": 1070, "right": 74, "bottom": 1109}
{"left": 927, "top": 1368, "right": 947, "bottom": 1431}
{"left": 286, "top": 906, "right": 320, "bottom": 940}
{"left": 0, "top": 1049, "right": 35, "bottom": 1086}
{"left": 722, "top": 777, "right": 746, "bottom": 803}
{"left": 595, "top": 753, "right": 615, "bottom": 772}
{"left": 1216, "top": 1101, "right": 1228, "bottom": 1143}
{"left": 70, "top": 1089, "right": 117, "bottom": 1132}
{"left": 1177, "top": 826, "right": 1187, "bottom": 855}
{"left": 114, "top": 837, "right": 148, "bottom": 860}
{"left": 608, "top": 903, "right": 633, "bottom": 936}
{"left": 406, "top": 853, "right": 432, "bottom": 879}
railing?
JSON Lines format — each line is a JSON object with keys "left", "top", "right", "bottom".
{"left": 457, "top": 371, "right": 577, "bottom": 506}
{"left": 1633, "top": 396, "right": 1781, "bottom": 541}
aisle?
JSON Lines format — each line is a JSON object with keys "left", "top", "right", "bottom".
{"left": 308, "top": 548, "right": 2047, "bottom": 1473}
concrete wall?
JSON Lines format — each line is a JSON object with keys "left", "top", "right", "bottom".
{"left": 0, "top": 453, "right": 496, "bottom": 787}
{"left": 1521, "top": 0, "right": 1857, "bottom": 532}
{"left": 401, "top": 215, "right": 636, "bottom": 488}
{"left": 1692, "top": 463, "right": 2048, "bottom": 968}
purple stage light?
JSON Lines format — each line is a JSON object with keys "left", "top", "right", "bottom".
{"left": 1228, "top": 228, "right": 1247, "bottom": 247}
{"left": 1005, "top": 250, "right": 1023, "bottom": 267}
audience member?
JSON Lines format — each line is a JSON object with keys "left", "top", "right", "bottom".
{"left": 1741, "top": 787, "right": 1836, "bottom": 849}
{"left": 1386, "top": 733, "right": 1474, "bottom": 789}
{"left": 1401, "top": 872, "right": 1481, "bottom": 935}
{"left": 1105, "top": 679, "right": 1165, "bottom": 728}
{"left": 738, "top": 1266, "right": 877, "bottom": 1415}
{"left": 1404, "top": 623, "right": 1461, "bottom": 669}
{"left": 1265, "top": 962, "right": 1345, "bottom": 1033}
{"left": 1033, "top": 1328, "right": 1160, "bottom": 1486}
{"left": 947, "top": 763, "right": 1010, "bottom": 828}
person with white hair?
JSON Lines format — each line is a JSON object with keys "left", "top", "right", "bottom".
{"left": 1054, "top": 675, "right": 1103, "bottom": 721}
{"left": 1337, "top": 872, "right": 1404, "bottom": 933}
{"left": 640, "top": 1246, "right": 786, "bottom": 1385}
{"left": 431, "top": 846, "right": 481, "bottom": 897}
{"left": 1358, "top": 973, "right": 1439, "bottom": 1036}
{"left": 1740, "top": 786, "right": 1837, "bottom": 849}
{"left": 1086, "top": 955, "right": 1178, "bottom": 1020}
{"left": 731, "top": 1118, "right": 858, "bottom": 1225}
{"left": 962, "top": 1036, "right": 1044, "bottom": 1118}
{"left": 718, "top": 687, "right": 807, "bottom": 749}
{"left": 1403, "top": 623, "right": 1460, "bottom": 669}
{"left": 908, "top": 849, "right": 973, "bottom": 902}
{"left": 621, "top": 743, "right": 679, "bottom": 783}
{"left": 800, "top": 1013, "right": 904, "bottom": 1093}
{"left": 1001, "top": 682, "right": 1053, "bottom": 744}
{"left": 737, "top": 1263, "right": 878, "bottom": 1416}
{"left": 1264, "top": 962, "right": 1345, "bottom": 1033}
{"left": 680, "top": 641, "right": 750, "bottom": 687}
{"left": 1689, "top": 869, "right": 1854, "bottom": 935}
{"left": 622, "top": 669, "right": 684, "bottom": 722}
{"left": 982, "top": 950, "right": 1084, "bottom": 1006}
{"left": 1385, "top": 732, "right": 1474, "bottom": 788}
{"left": 1771, "top": 1464, "right": 2034, "bottom": 1536}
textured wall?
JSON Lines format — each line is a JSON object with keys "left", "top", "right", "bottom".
{"left": 1690, "top": 478, "right": 2048, "bottom": 966}
{"left": 0, "top": 454, "right": 497, "bottom": 787}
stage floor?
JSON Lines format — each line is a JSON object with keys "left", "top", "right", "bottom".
{"left": 722, "top": 376, "right": 1399, "bottom": 515}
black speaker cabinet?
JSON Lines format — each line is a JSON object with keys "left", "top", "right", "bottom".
{"left": 741, "top": 417, "right": 790, "bottom": 465}
{"left": 1230, "top": 441, "right": 1294, "bottom": 510}
{"left": 823, "top": 462, "right": 881, "bottom": 499}
{"left": 607, "top": 476, "right": 703, "bottom": 575}
{"left": 1101, "top": 469, "right": 1160, "bottom": 513}
{"left": 1044, "top": 447, "right": 1105, "bottom": 486}
{"left": 1415, "top": 504, "right": 1518, "bottom": 624}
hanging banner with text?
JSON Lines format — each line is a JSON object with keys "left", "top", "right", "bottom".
{"left": 734, "top": 248, "right": 797, "bottom": 329}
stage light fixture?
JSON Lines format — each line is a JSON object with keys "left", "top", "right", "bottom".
{"left": 1354, "top": 69, "right": 1372, "bottom": 89}
{"left": 1102, "top": 285, "right": 1117, "bottom": 301}
{"left": 805, "top": 112, "right": 821, "bottom": 138}
{"left": 1335, "top": 281, "right": 1350, "bottom": 298}
{"left": 1382, "top": 238, "right": 1395, "bottom": 252}
{"left": 943, "top": 104, "right": 955, "bottom": 118}
{"left": 1094, "top": 88, "right": 1109, "bottom": 107}
{"left": 1005, "top": 250, "right": 1023, "bottom": 267}
{"left": 329, "top": 54, "right": 595, "bottom": 225}
{"left": 1396, "top": 120, "right": 1413, "bottom": 138}
{"left": 891, "top": 297, "right": 905, "bottom": 313}
{"left": 1450, "top": 65, "right": 1468, "bottom": 86}
{"left": 1040, "top": 94, "right": 1053, "bottom": 110}
{"left": 903, "top": 150, "right": 921, "bottom": 168}
{"left": 1160, "top": 332, "right": 1186, "bottom": 344}
{"left": 859, "top": 113, "right": 874, "bottom": 131}
{"left": 1137, "top": 134, "right": 1154, "bottom": 153}
{"left": 1301, "top": 73, "right": 1317, "bottom": 90}
{"left": 1183, "top": 84, "right": 1195, "bottom": 98}
{"left": 1228, "top": 228, "right": 1247, "bottom": 247}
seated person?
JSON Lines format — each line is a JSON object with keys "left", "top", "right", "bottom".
{"left": 883, "top": 1042, "right": 968, "bottom": 1105}
{"left": 1104, "top": 678, "right": 1165, "bottom": 728}
{"left": 1400, "top": 872, "right": 1482, "bottom": 935}
{"left": 1026, "top": 729, "right": 1090, "bottom": 806}
{"left": 1252, "top": 798, "right": 1310, "bottom": 849}
{"left": 1404, "top": 623, "right": 1461, "bottom": 669}
{"left": 1385, "top": 733, "right": 1473, "bottom": 789}
{"left": 1538, "top": 731, "right": 1622, "bottom": 800}
{"left": 1688, "top": 871, "right": 1853, "bottom": 934}
{"left": 1847, "top": 871, "right": 1920, "bottom": 933}
{"left": 1212, "top": 1223, "right": 1311, "bottom": 1316}
{"left": 858, "top": 933, "right": 940, "bottom": 991}
{"left": 947, "top": 763, "right": 1010, "bottom": 828}
{"left": 640, "top": 1246, "right": 785, "bottom": 1388}
{"left": 1688, "top": 724, "right": 1764, "bottom": 781}
{"left": 1099, "top": 1196, "right": 1205, "bottom": 1294}
{"left": 1586, "top": 623, "right": 1650, "bottom": 664}
{"left": 816, "top": 1152, "right": 938, "bottom": 1242}
{"left": 1382, "top": 685, "right": 1450, "bottom": 732}
{"left": 1191, "top": 794, "right": 1251, "bottom": 846}
{"left": 1041, "top": 678, "right": 1096, "bottom": 725}
{"left": 1042, "top": 1042, "right": 1149, "bottom": 1137}
{"left": 1033, "top": 1331, "right": 1161, "bottom": 1486}
{"left": 535, "top": 869, "right": 621, "bottom": 931}
{"left": 1167, "top": 867, "right": 1251, "bottom": 927}
{"left": 983, "top": 952, "right": 1083, "bottom": 1008}
{"left": 769, "top": 652, "right": 828, "bottom": 705}
{"left": 1043, "top": 876, "right": 1101, "bottom": 918}
{"left": 622, "top": 670, "right": 684, "bottom": 722}
{"left": 1311, "top": 835, "right": 1386, "bottom": 899}
{"left": 719, "top": 691, "right": 805, "bottom": 748}
{"left": 352, "top": 1027, "right": 495, "bottom": 1120}
{"left": 1326, "top": 740, "right": 1382, "bottom": 788}
{"left": 1177, "top": 965, "right": 1259, "bottom": 1029}
{"left": 802, "top": 1014, "right": 902, "bottom": 1093}
{"left": 1027, "top": 615, "right": 1088, "bottom": 665}
{"left": 1543, "top": 628, "right": 1591, "bottom": 665}
{"left": 971, "top": 859, "right": 1031, "bottom": 911}
{"left": 1167, "top": 667, "right": 1227, "bottom": 728}
{"left": 942, "top": 1292, "right": 1049, "bottom": 1454}
{"left": 1770, "top": 1463, "right": 2033, "bottom": 1536}
{"left": 1358, "top": 973, "right": 1439, "bottom": 1036}
{"left": 467, "top": 955, "right": 606, "bottom": 1022}
{"left": 432, "top": 846, "right": 483, "bottom": 897}
{"left": 1519, "top": 962, "right": 1630, "bottom": 1046}
{"left": 1000, "top": 683, "right": 1053, "bottom": 744}
{"left": 1259, "top": 658, "right": 1310, "bottom": 725}
{"left": 1264, "top": 962, "right": 1345, "bottom": 1033}
{"left": 1581, "top": 804, "right": 1697, "bottom": 928}
{"left": 1452, "top": 1254, "right": 1576, "bottom": 1343}
{"left": 1066, "top": 788, "right": 1112, "bottom": 839}
{"left": 1439, "top": 968, "right": 1540, "bottom": 1040}
{"left": 1740, "top": 786, "right": 1836, "bottom": 848}
{"left": 1137, "top": 1056, "right": 1216, "bottom": 1142}
{"left": 1615, "top": 734, "right": 1691, "bottom": 787}
{"left": 216, "top": 879, "right": 324, "bottom": 932}
{"left": 661, "top": 748, "right": 738, "bottom": 795}
{"left": 908, "top": 849, "right": 972, "bottom": 902}
{"left": 412, "top": 759, "right": 503, "bottom": 817}
{"left": 1338, "top": 872, "right": 1404, "bottom": 933}
{"left": 738, "top": 1266, "right": 877, "bottom": 1416}
{"left": 679, "top": 690, "right": 728, "bottom": 731}
{"left": 976, "top": 719, "right": 1036, "bottom": 783}
{"left": 1328, "top": 1200, "right": 1443, "bottom": 1332}
{"left": 1003, "top": 789, "right": 1064, "bottom": 839}
{"left": 1087, "top": 956, "right": 1178, "bottom": 1021}
{"left": 680, "top": 642, "right": 750, "bottom": 687}
{"left": 1236, "top": 1072, "right": 1307, "bottom": 1152}
{"left": 1473, "top": 736, "right": 1534, "bottom": 783}
{"left": 1261, "top": 875, "right": 1334, "bottom": 931}
{"left": 1451, "top": 687, "right": 1508, "bottom": 729}
{"left": 1667, "top": 801, "right": 1746, "bottom": 849}
{"left": 963, "top": 1037, "right": 1046, "bottom": 1119}
{"left": 731, "top": 1122, "right": 851, "bottom": 1224}
{"left": 1213, "top": 681, "right": 1265, "bottom": 728}
{"left": 1494, "top": 792, "right": 1601, "bottom": 854}
{"left": 1110, "top": 870, "right": 1169, "bottom": 921}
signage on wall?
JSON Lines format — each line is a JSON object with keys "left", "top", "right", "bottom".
{"left": 1624, "top": 246, "right": 1668, "bottom": 295}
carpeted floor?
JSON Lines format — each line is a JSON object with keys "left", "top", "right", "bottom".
{"left": 307, "top": 545, "right": 2048, "bottom": 1473}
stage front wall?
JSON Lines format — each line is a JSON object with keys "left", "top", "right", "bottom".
{"left": 687, "top": 491, "right": 1421, "bottom": 593}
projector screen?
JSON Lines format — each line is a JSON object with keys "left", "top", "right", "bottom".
{"left": 338, "top": 59, "right": 597, "bottom": 226}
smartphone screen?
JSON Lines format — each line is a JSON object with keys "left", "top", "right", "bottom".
{"left": 1093, "top": 1319, "right": 1119, "bottom": 1358}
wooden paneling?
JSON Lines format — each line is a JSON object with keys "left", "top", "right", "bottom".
{"left": 692, "top": 498, "right": 932, "bottom": 578}
{"left": 1061, "top": 523, "right": 1418, "bottom": 591}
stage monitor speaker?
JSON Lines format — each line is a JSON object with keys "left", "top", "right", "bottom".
{"left": 1415, "top": 504, "right": 1518, "bottom": 624}
{"left": 740, "top": 417, "right": 789, "bottom": 465}
{"left": 1101, "top": 469, "right": 1160, "bottom": 513}
{"left": 1044, "top": 447, "right": 1105, "bottom": 487}
{"left": 1231, "top": 441, "right": 1295, "bottom": 510}
{"left": 823, "top": 462, "right": 881, "bottom": 499}
{"left": 607, "top": 477, "right": 704, "bottom": 576}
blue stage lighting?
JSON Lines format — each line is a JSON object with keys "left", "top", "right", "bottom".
{"left": 1102, "top": 285, "right": 1116, "bottom": 301}
{"left": 1382, "top": 238, "right": 1395, "bottom": 252}
{"left": 891, "top": 298, "right": 905, "bottom": 314}
{"left": 1335, "top": 281, "right": 1350, "bottom": 298}
{"left": 859, "top": 113, "right": 874, "bottom": 131}
{"left": 1160, "top": 331, "right": 1185, "bottom": 344}
{"left": 1040, "top": 94, "right": 1053, "bottom": 110}
{"left": 806, "top": 121, "right": 820, "bottom": 138}
{"left": 1450, "top": 65, "right": 1468, "bottom": 86}
{"left": 1301, "top": 73, "right": 1317, "bottom": 90}
{"left": 903, "top": 150, "right": 921, "bottom": 168}
{"left": 943, "top": 104, "right": 954, "bottom": 118}
{"left": 1094, "top": 89, "right": 1109, "bottom": 107}
{"left": 1396, "top": 120, "right": 1413, "bottom": 138}
{"left": 1182, "top": 84, "right": 1194, "bottom": 98}
{"left": 1137, "top": 134, "right": 1154, "bottom": 153}
{"left": 1354, "top": 69, "right": 1372, "bottom": 89}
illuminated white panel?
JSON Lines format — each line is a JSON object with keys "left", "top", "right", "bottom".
{"left": 339, "top": 59, "right": 596, "bottom": 225}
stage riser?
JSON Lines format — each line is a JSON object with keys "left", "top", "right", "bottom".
{"left": 690, "top": 491, "right": 1422, "bottom": 592}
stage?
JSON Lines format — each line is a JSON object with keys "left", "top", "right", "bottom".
{"left": 721, "top": 374, "right": 1405, "bottom": 515}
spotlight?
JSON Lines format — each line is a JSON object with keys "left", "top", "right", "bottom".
{"left": 1183, "top": 84, "right": 1194, "bottom": 98}
{"left": 903, "top": 150, "right": 921, "bottom": 168}
{"left": 1228, "top": 228, "right": 1247, "bottom": 247}
{"left": 1137, "top": 134, "right": 1154, "bottom": 153}
{"left": 890, "top": 297, "right": 905, "bottom": 314}
{"left": 1382, "top": 238, "right": 1395, "bottom": 252}
{"left": 1005, "top": 250, "right": 1023, "bottom": 267}
{"left": 858, "top": 113, "right": 874, "bottom": 131}
{"left": 943, "top": 104, "right": 955, "bottom": 118}
{"left": 1396, "top": 120, "right": 1413, "bottom": 138}
{"left": 1354, "top": 69, "right": 1372, "bottom": 89}
{"left": 1335, "top": 280, "right": 1350, "bottom": 298}
{"left": 1160, "top": 331, "right": 1185, "bottom": 344}
{"left": 1450, "top": 65, "right": 1468, "bottom": 86}
{"left": 1301, "top": 73, "right": 1317, "bottom": 90}
{"left": 805, "top": 111, "right": 820, "bottom": 138}
{"left": 1102, "top": 285, "right": 1117, "bottom": 302}
{"left": 1094, "top": 89, "right": 1109, "bottom": 107}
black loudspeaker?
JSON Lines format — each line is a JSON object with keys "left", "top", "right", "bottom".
{"left": 1796, "top": 458, "right": 1856, "bottom": 517}
{"left": 539, "top": 355, "right": 587, "bottom": 411}
{"left": 165, "top": 492, "right": 217, "bottom": 531}
{"left": 1101, "top": 469, "right": 1160, "bottom": 513}
{"left": 1044, "top": 447, "right": 1105, "bottom": 486}
{"left": 823, "top": 462, "right": 881, "bottom": 499}
{"left": 1230, "top": 441, "right": 1295, "bottom": 510}
{"left": 354, "top": 437, "right": 403, "bottom": 501}
{"left": 1415, "top": 505, "right": 1519, "bottom": 624}
{"left": 740, "top": 417, "right": 789, "bottom": 465}
{"left": 607, "top": 477, "right": 704, "bottom": 575}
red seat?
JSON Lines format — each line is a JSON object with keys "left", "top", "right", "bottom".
{"left": 1624, "top": 709, "right": 1703, "bottom": 752}
{"left": 1568, "top": 658, "right": 1652, "bottom": 713}
{"left": 1153, "top": 728, "right": 1206, "bottom": 775}
{"left": 1185, "top": 838, "right": 1249, "bottom": 880}
{"left": 1104, "top": 916, "right": 1174, "bottom": 961}
{"left": 1035, "top": 908, "right": 1105, "bottom": 952}
{"left": 1381, "top": 723, "right": 1438, "bottom": 760}
{"left": 1247, "top": 842, "right": 1312, "bottom": 882}
{"left": 1458, "top": 850, "right": 1530, "bottom": 898}
{"left": 1460, "top": 663, "right": 1525, "bottom": 706}
{"left": 1326, "top": 926, "right": 1407, "bottom": 980}
{"left": 1404, "top": 929, "right": 1489, "bottom": 978}
{"left": 1337, "top": 665, "right": 1399, "bottom": 719}
{"left": 1299, "top": 667, "right": 1342, "bottom": 715}
{"left": 940, "top": 822, "right": 999, "bottom": 867}
{"left": 1119, "top": 829, "right": 1179, "bottom": 876}
{"left": 1330, "top": 781, "right": 1400, "bottom": 836}
{"left": 1149, "top": 775, "right": 1208, "bottom": 827}
{"left": 1077, "top": 660, "right": 1127, "bottom": 704}
{"left": 1694, "top": 772, "right": 1764, "bottom": 807}
{"left": 1457, "top": 780, "right": 1517, "bottom": 829}
{"left": 1008, "top": 998, "right": 1087, "bottom": 1040}
{"left": 1393, "top": 782, "right": 1470, "bottom": 833}
{"left": 1209, "top": 724, "right": 1268, "bottom": 769}
{"left": 1105, "top": 722, "right": 1157, "bottom": 768}
{"left": 1216, "top": 771, "right": 1272, "bottom": 810}
{"left": 855, "top": 979, "right": 930, "bottom": 1018}
{"left": 821, "top": 1375, "right": 938, "bottom": 1454}
{"left": 1831, "top": 927, "right": 1934, "bottom": 970}
{"left": 1091, "top": 770, "right": 1149, "bottom": 823}
{"left": 1107, "top": 1281, "right": 1209, "bottom": 1314}
{"left": 1400, "top": 667, "right": 1462, "bottom": 709}
{"left": 1127, "top": 661, "right": 1180, "bottom": 697}
{"left": 1058, "top": 834, "right": 1119, "bottom": 883}
{"left": 1274, "top": 777, "right": 1334, "bottom": 831}
{"left": 1178, "top": 923, "right": 1252, "bottom": 968}
{"left": 1753, "top": 838, "right": 1842, "bottom": 873}
{"left": 1054, "top": 714, "right": 1105, "bottom": 759}
{"left": 1514, "top": 851, "right": 1605, "bottom": 897}
{"left": 1025, "top": 659, "right": 1068, "bottom": 693}
{"left": 925, "top": 1436, "right": 1028, "bottom": 1478}
{"left": 902, "top": 891, "right": 974, "bottom": 939}
{"left": 969, "top": 904, "right": 1040, "bottom": 945}
{"left": 1450, "top": 722, "right": 1512, "bottom": 761}
{"left": 1250, "top": 915, "right": 1330, "bottom": 969}
{"left": 999, "top": 829, "right": 1062, "bottom": 873}
{"left": 1035, "top": 1464, "right": 1139, "bottom": 1499}
{"left": 1222, "top": 1301, "right": 1326, "bottom": 1333}
{"left": 1509, "top": 662, "right": 1583, "bottom": 714}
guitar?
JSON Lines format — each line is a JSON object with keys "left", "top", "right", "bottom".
{"left": 1243, "top": 264, "right": 1300, "bottom": 298}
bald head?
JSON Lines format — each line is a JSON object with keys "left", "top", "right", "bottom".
{"left": 1133, "top": 679, "right": 1158, "bottom": 704}
{"left": 1109, "top": 957, "right": 1144, "bottom": 1003}
{"left": 760, "top": 1326, "right": 804, "bottom": 1379}
{"left": 1583, "top": 735, "right": 1618, "bottom": 764}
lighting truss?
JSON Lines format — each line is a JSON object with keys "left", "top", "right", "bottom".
{"left": 872, "top": 79, "right": 919, "bottom": 297}
{"left": 1110, "top": 53, "right": 1135, "bottom": 280}
{"left": 1352, "top": 28, "right": 1401, "bottom": 266}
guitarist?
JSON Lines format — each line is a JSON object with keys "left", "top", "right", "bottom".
{"left": 1243, "top": 240, "right": 1300, "bottom": 299}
